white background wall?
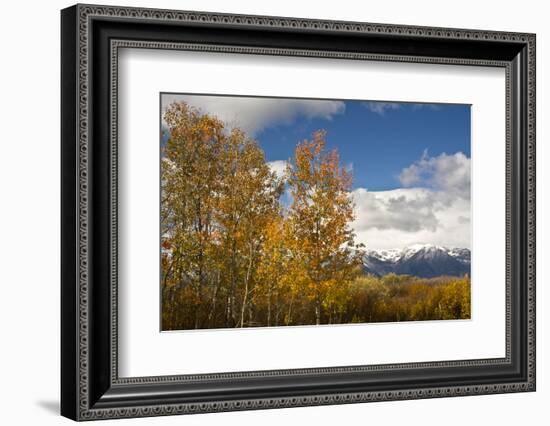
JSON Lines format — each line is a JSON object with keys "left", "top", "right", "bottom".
{"left": 0, "top": 0, "right": 546, "bottom": 424}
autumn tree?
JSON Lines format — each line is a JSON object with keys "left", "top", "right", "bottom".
{"left": 215, "top": 128, "right": 283, "bottom": 327}
{"left": 286, "top": 130, "right": 364, "bottom": 325}
{"left": 161, "top": 102, "right": 227, "bottom": 329}
{"left": 161, "top": 101, "right": 282, "bottom": 329}
{"left": 255, "top": 215, "right": 288, "bottom": 326}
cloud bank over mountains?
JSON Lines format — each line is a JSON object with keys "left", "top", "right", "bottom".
{"left": 352, "top": 151, "right": 471, "bottom": 250}
{"left": 265, "top": 152, "right": 472, "bottom": 251}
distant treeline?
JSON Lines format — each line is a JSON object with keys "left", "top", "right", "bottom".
{"left": 162, "top": 273, "right": 470, "bottom": 330}
{"left": 346, "top": 274, "right": 470, "bottom": 324}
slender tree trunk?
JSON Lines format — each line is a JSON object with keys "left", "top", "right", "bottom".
{"left": 174, "top": 288, "right": 181, "bottom": 329}
{"left": 195, "top": 284, "right": 202, "bottom": 329}
{"left": 227, "top": 238, "right": 238, "bottom": 327}
{"left": 315, "top": 300, "right": 321, "bottom": 325}
{"left": 267, "top": 287, "right": 272, "bottom": 327}
{"left": 207, "top": 276, "right": 219, "bottom": 327}
{"left": 314, "top": 220, "right": 322, "bottom": 326}
{"left": 286, "top": 294, "right": 294, "bottom": 326}
{"left": 195, "top": 259, "right": 204, "bottom": 329}
{"left": 226, "top": 296, "right": 232, "bottom": 327}
{"left": 171, "top": 288, "right": 177, "bottom": 329}
{"left": 274, "top": 290, "right": 280, "bottom": 326}
{"left": 195, "top": 199, "right": 204, "bottom": 330}
{"left": 239, "top": 242, "right": 255, "bottom": 327}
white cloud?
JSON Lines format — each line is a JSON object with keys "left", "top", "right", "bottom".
{"left": 351, "top": 151, "right": 471, "bottom": 250}
{"left": 411, "top": 103, "right": 443, "bottom": 111}
{"left": 267, "top": 160, "right": 288, "bottom": 180}
{"left": 161, "top": 94, "right": 345, "bottom": 136}
{"left": 398, "top": 150, "right": 471, "bottom": 199}
{"left": 351, "top": 187, "right": 471, "bottom": 250}
{"left": 362, "top": 101, "right": 401, "bottom": 115}
{"left": 352, "top": 188, "right": 440, "bottom": 234}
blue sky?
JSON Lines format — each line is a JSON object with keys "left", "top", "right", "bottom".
{"left": 161, "top": 94, "right": 471, "bottom": 250}
{"left": 255, "top": 101, "right": 470, "bottom": 191}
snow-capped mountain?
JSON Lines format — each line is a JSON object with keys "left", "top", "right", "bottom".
{"left": 363, "top": 244, "right": 471, "bottom": 278}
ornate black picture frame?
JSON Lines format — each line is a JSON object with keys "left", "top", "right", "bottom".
{"left": 61, "top": 4, "right": 536, "bottom": 421}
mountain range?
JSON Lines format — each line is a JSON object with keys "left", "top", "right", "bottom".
{"left": 362, "top": 244, "right": 470, "bottom": 278}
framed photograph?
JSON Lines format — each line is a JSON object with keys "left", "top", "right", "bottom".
{"left": 61, "top": 4, "right": 536, "bottom": 421}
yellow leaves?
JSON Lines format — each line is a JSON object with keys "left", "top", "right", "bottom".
{"left": 281, "top": 129, "right": 365, "bottom": 322}
{"left": 348, "top": 274, "right": 471, "bottom": 323}
{"left": 162, "top": 101, "right": 285, "bottom": 329}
